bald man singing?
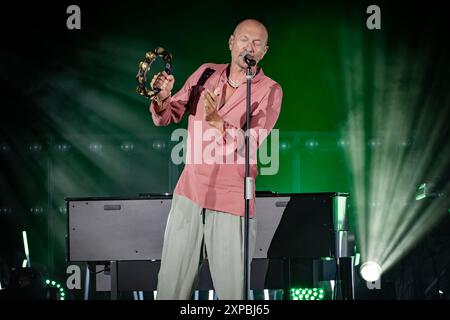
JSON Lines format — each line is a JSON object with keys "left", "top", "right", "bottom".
{"left": 149, "top": 19, "right": 283, "bottom": 300}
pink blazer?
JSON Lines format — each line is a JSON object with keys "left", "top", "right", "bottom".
{"left": 149, "top": 63, "right": 283, "bottom": 217}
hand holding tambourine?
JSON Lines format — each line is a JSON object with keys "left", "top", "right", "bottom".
{"left": 135, "top": 47, "right": 173, "bottom": 101}
{"left": 150, "top": 71, "right": 175, "bottom": 101}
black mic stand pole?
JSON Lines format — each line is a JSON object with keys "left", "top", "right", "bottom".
{"left": 243, "top": 63, "right": 253, "bottom": 300}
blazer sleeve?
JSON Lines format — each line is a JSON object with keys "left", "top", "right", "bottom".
{"left": 149, "top": 64, "right": 209, "bottom": 126}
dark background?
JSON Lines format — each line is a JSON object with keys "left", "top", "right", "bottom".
{"left": 0, "top": 0, "right": 449, "bottom": 299}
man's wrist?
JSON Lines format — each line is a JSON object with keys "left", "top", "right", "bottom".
{"left": 154, "top": 93, "right": 171, "bottom": 112}
{"left": 155, "top": 92, "right": 171, "bottom": 102}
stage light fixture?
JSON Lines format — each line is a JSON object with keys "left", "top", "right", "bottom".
{"left": 120, "top": 142, "right": 134, "bottom": 152}
{"left": 360, "top": 261, "right": 382, "bottom": 282}
{"left": 45, "top": 279, "right": 66, "bottom": 300}
{"left": 290, "top": 287, "right": 325, "bottom": 300}
{"left": 89, "top": 143, "right": 103, "bottom": 152}
{"left": 305, "top": 139, "right": 319, "bottom": 149}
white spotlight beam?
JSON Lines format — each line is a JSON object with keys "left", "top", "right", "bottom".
{"left": 340, "top": 23, "right": 450, "bottom": 275}
{"left": 22, "top": 231, "right": 30, "bottom": 267}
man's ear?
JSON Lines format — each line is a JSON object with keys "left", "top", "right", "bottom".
{"left": 228, "top": 35, "right": 234, "bottom": 50}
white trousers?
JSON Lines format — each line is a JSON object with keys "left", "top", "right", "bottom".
{"left": 156, "top": 193, "right": 257, "bottom": 300}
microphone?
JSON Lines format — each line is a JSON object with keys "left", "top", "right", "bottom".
{"left": 240, "top": 51, "right": 256, "bottom": 67}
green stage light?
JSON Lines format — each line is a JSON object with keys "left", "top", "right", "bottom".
{"left": 416, "top": 183, "right": 427, "bottom": 200}
{"left": 354, "top": 253, "right": 361, "bottom": 266}
{"left": 45, "top": 279, "right": 66, "bottom": 300}
{"left": 291, "top": 288, "right": 326, "bottom": 300}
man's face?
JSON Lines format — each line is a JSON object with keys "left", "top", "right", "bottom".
{"left": 229, "top": 22, "right": 268, "bottom": 69}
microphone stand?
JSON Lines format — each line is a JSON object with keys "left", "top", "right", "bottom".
{"left": 243, "top": 63, "right": 253, "bottom": 300}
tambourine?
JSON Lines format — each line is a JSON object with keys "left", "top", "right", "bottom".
{"left": 135, "top": 47, "right": 173, "bottom": 100}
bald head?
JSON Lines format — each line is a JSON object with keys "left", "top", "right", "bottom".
{"left": 228, "top": 19, "right": 269, "bottom": 69}
{"left": 233, "top": 19, "right": 269, "bottom": 46}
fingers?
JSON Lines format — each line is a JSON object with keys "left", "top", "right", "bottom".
{"left": 153, "top": 72, "right": 175, "bottom": 92}
{"left": 153, "top": 75, "right": 169, "bottom": 90}
{"left": 150, "top": 74, "right": 157, "bottom": 89}
{"left": 161, "top": 79, "right": 169, "bottom": 90}
{"left": 154, "top": 72, "right": 174, "bottom": 81}
{"left": 205, "top": 89, "right": 218, "bottom": 103}
{"left": 166, "top": 74, "right": 175, "bottom": 82}
{"left": 205, "top": 91, "right": 216, "bottom": 107}
{"left": 160, "top": 71, "right": 174, "bottom": 82}
{"left": 202, "top": 89, "right": 216, "bottom": 110}
{"left": 202, "top": 96, "right": 212, "bottom": 113}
